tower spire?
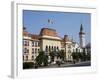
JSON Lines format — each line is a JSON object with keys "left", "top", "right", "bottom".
{"left": 79, "top": 24, "right": 85, "bottom": 48}
{"left": 80, "top": 24, "right": 83, "bottom": 32}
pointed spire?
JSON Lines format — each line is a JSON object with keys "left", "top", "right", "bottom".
{"left": 79, "top": 24, "right": 85, "bottom": 35}
{"left": 80, "top": 24, "right": 83, "bottom": 32}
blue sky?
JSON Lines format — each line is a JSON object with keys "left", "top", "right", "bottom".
{"left": 23, "top": 10, "right": 91, "bottom": 45}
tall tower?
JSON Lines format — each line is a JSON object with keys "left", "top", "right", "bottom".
{"left": 79, "top": 24, "right": 85, "bottom": 48}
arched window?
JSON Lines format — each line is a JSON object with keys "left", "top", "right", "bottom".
{"left": 57, "top": 46, "right": 59, "bottom": 51}
{"left": 49, "top": 46, "right": 51, "bottom": 52}
{"left": 52, "top": 46, "right": 53, "bottom": 51}
{"left": 38, "top": 49, "right": 40, "bottom": 52}
{"left": 23, "top": 56, "right": 24, "bottom": 61}
{"left": 45, "top": 45, "right": 48, "bottom": 52}
{"left": 54, "top": 46, "right": 56, "bottom": 51}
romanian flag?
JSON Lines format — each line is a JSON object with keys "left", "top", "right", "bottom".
{"left": 48, "top": 19, "right": 53, "bottom": 24}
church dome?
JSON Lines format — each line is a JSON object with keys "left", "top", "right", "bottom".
{"left": 40, "top": 28, "right": 58, "bottom": 37}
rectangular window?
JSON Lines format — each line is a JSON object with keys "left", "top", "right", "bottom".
{"left": 38, "top": 42, "right": 39, "bottom": 46}
{"left": 27, "top": 41, "right": 29, "bottom": 46}
{"left": 35, "top": 42, "right": 37, "bottom": 47}
{"left": 27, "top": 49, "right": 29, "bottom": 53}
{"left": 24, "top": 48, "right": 27, "bottom": 53}
{"left": 32, "top": 41, "right": 34, "bottom": 47}
{"left": 23, "top": 40, "right": 29, "bottom": 46}
{"left": 26, "top": 56, "right": 28, "bottom": 61}
{"left": 35, "top": 48, "right": 37, "bottom": 53}
{"left": 23, "top": 56, "right": 24, "bottom": 61}
{"left": 32, "top": 56, "right": 34, "bottom": 60}
{"left": 32, "top": 48, "right": 34, "bottom": 54}
{"left": 24, "top": 48, "right": 29, "bottom": 54}
{"left": 23, "top": 40, "right": 26, "bottom": 46}
{"left": 37, "top": 42, "right": 38, "bottom": 47}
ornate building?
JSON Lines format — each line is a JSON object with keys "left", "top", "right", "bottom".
{"left": 23, "top": 25, "right": 83, "bottom": 63}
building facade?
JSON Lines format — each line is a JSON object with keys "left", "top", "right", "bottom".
{"left": 23, "top": 26, "right": 83, "bottom": 63}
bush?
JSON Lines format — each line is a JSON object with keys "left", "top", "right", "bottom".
{"left": 23, "top": 62, "right": 34, "bottom": 69}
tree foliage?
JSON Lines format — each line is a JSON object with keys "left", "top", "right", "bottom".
{"left": 35, "top": 51, "right": 48, "bottom": 67}
{"left": 72, "top": 48, "right": 91, "bottom": 62}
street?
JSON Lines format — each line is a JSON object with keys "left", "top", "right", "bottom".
{"left": 36, "top": 61, "right": 91, "bottom": 69}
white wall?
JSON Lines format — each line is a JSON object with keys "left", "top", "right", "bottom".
{"left": 42, "top": 39, "right": 61, "bottom": 51}
{"left": 0, "top": 0, "right": 100, "bottom": 80}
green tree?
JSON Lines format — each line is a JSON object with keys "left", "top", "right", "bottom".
{"left": 49, "top": 51, "right": 56, "bottom": 62}
{"left": 82, "top": 48, "right": 87, "bottom": 61}
{"left": 35, "top": 51, "right": 48, "bottom": 67}
{"left": 72, "top": 52, "right": 79, "bottom": 62}
{"left": 57, "top": 50, "right": 65, "bottom": 61}
{"left": 86, "top": 53, "right": 91, "bottom": 60}
{"left": 78, "top": 52, "right": 83, "bottom": 61}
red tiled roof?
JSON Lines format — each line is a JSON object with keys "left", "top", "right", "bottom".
{"left": 23, "top": 31, "right": 30, "bottom": 37}
{"left": 31, "top": 34, "right": 40, "bottom": 40}
{"left": 23, "top": 28, "right": 71, "bottom": 42}
{"left": 40, "top": 28, "right": 58, "bottom": 37}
